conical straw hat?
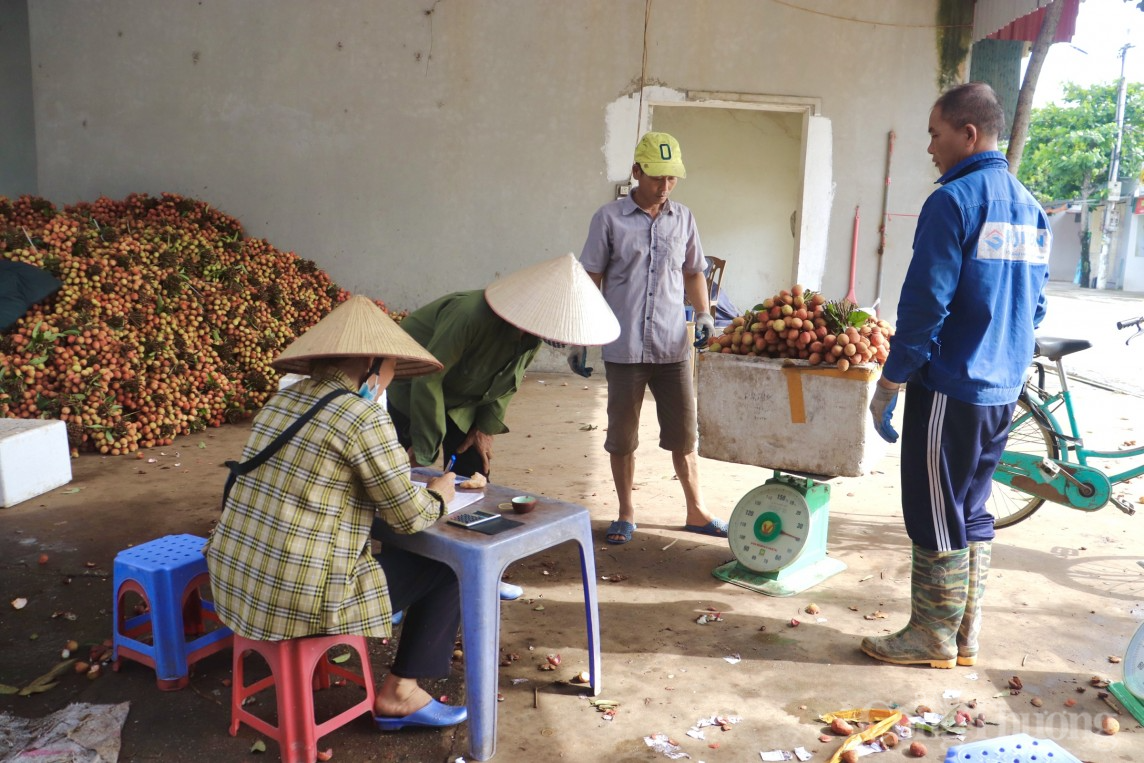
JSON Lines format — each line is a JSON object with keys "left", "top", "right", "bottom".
{"left": 484, "top": 253, "right": 620, "bottom": 346}
{"left": 272, "top": 295, "right": 443, "bottom": 378}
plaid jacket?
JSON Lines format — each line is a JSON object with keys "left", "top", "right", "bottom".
{"left": 204, "top": 366, "right": 444, "bottom": 640}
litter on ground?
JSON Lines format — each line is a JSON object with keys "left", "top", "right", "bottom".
{"left": 0, "top": 701, "right": 130, "bottom": 762}
{"left": 644, "top": 733, "right": 690, "bottom": 759}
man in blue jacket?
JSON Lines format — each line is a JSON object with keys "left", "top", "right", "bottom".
{"left": 864, "top": 82, "right": 1049, "bottom": 669}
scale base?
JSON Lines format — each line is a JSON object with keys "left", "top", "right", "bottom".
{"left": 713, "top": 557, "right": 847, "bottom": 597}
{"left": 1109, "top": 681, "right": 1144, "bottom": 726}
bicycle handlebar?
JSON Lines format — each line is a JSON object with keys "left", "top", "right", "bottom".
{"left": 1118, "top": 316, "right": 1143, "bottom": 345}
{"left": 1116, "top": 316, "right": 1142, "bottom": 331}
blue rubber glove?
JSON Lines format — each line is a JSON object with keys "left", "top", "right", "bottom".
{"left": 693, "top": 311, "right": 715, "bottom": 348}
{"left": 870, "top": 384, "right": 900, "bottom": 443}
{"left": 568, "top": 346, "right": 592, "bottom": 378}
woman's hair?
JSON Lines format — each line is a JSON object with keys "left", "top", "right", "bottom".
{"left": 934, "top": 82, "right": 1006, "bottom": 140}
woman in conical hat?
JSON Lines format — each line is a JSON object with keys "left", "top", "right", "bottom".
{"left": 205, "top": 295, "right": 468, "bottom": 731}
{"left": 383, "top": 254, "right": 618, "bottom": 600}
{"left": 387, "top": 252, "right": 618, "bottom": 478}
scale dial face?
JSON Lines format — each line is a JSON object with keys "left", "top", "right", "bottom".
{"left": 729, "top": 482, "right": 811, "bottom": 573}
{"left": 1125, "top": 619, "right": 1144, "bottom": 700}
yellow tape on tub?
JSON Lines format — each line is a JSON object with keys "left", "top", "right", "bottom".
{"left": 781, "top": 362, "right": 879, "bottom": 424}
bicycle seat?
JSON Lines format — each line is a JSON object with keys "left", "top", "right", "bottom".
{"left": 1034, "top": 336, "right": 1092, "bottom": 361}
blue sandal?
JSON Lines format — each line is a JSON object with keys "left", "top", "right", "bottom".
{"left": 605, "top": 520, "right": 637, "bottom": 545}
{"left": 374, "top": 699, "right": 467, "bottom": 731}
{"left": 683, "top": 518, "right": 729, "bottom": 538}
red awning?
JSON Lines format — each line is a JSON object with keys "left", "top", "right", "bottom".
{"left": 987, "top": 0, "right": 1080, "bottom": 43}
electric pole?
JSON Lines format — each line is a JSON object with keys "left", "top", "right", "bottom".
{"left": 1094, "top": 42, "right": 1134, "bottom": 289}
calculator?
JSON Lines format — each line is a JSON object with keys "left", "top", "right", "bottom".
{"left": 446, "top": 510, "right": 499, "bottom": 528}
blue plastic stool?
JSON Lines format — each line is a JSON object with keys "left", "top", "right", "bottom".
{"left": 944, "top": 733, "right": 1082, "bottom": 762}
{"left": 375, "top": 483, "right": 601, "bottom": 762}
{"left": 112, "top": 534, "right": 233, "bottom": 690}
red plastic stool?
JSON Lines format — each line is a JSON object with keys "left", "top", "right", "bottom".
{"left": 112, "top": 533, "right": 233, "bottom": 690}
{"left": 230, "top": 634, "right": 377, "bottom": 763}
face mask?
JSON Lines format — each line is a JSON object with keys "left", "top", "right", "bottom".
{"left": 358, "top": 379, "right": 380, "bottom": 403}
{"left": 358, "top": 358, "right": 383, "bottom": 403}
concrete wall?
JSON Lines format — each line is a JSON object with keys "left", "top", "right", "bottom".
{"left": 1048, "top": 211, "right": 1083, "bottom": 283}
{"left": 0, "top": 0, "right": 36, "bottom": 197}
{"left": 21, "top": 0, "right": 943, "bottom": 319}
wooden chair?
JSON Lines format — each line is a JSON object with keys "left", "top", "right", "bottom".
{"left": 706, "top": 257, "right": 726, "bottom": 303}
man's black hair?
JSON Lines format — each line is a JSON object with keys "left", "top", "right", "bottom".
{"left": 934, "top": 82, "right": 1006, "bottom": 140}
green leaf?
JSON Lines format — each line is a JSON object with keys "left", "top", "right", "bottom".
{"left": 18, "top": 681, "right": 58, "bottom": 695}
{"left": 0, "top": 683, "right": 20, "bottom": 694}
{"left": 18, "top": 659, "right": 76, "bottom": 695}
{"left": 250, "top": 739, "right": 267, "bottom": 753}
{"left": 331, "top": 652, "right": 351, "bottom": 664}
{"left": 849, "top": 310, "right": 871, "bottom": 328}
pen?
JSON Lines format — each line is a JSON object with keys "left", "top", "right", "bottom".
{"left": 445, "top": 455, "right": 456, "bottom": 472}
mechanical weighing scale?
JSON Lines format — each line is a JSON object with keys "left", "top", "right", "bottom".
{"left": 1109, "top": 611, "right": 1144, "bottom": 726}
{"left": 713, "top": 470, "right": 846, "bottom": 597}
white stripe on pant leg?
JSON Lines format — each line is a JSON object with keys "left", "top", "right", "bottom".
{"left": 924, "top": 396, "right": 942, "bottom": 546}
{"left": 926, "top": 391, "right": 952, "bottom": 551}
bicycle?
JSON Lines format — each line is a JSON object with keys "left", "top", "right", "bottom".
{"left": 987, "top": 316, "right": 1144, "bottom": 528}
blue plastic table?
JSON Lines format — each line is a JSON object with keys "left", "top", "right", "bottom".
{"left": 375, "top": 479, "right": 602, "bottom": 761}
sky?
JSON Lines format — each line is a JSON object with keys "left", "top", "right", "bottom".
{"left": 1031, "top": 0, "right": 1144, "bottom": 107}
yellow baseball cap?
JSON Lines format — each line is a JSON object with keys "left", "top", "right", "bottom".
{"left": 634, "top": 132, "right": 686, "bottom": 178}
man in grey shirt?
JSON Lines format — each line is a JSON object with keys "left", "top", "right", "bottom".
{"left": 577, "top": 132, "right": 725, "bottom": 545}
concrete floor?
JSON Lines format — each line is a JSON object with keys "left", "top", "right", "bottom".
{"left": 1, "top": 286, "right": 1142, "bottom": 762}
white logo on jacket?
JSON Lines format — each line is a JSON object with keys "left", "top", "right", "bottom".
{"left": 976, "top": 223, "right": 1050, "bottom": 264}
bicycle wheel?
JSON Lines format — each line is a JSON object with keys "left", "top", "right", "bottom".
{"left": 988, "top": 396, "right": 1059, "bottom": 528}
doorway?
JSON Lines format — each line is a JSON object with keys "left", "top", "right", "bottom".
{"left": 648, "top": 97, "right": 832, "bottom": 314}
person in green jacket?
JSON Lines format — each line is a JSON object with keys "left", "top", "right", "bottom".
{"left": 384, "top": 253, "right": 619, "bottom": 599}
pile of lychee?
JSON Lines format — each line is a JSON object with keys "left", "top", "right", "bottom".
{"left": 0, "top": 193, "right": 394, "bottom": 455}
{"left": 706, "top": 284, "right": 894, "bottom": 370}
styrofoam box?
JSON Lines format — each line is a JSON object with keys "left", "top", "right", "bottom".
{"left": 696, "top": 352, "right": 888, "bottom": 477}
{"left": 0, "top": 419, "right": 73, "bottom": 508}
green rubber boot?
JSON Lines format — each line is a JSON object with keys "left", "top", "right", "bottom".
{"left": 956, "top": 541, "right": 992, "bottom": 666}
{"left": 860, "top": 545, "right": 970, "bottom": 669}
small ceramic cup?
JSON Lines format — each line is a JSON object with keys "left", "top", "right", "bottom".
{"left": 511, "top": 495, "right": 538, "bottom": 514}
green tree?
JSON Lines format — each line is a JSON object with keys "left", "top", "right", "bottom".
{"left": 1017, "top": 81, "right": 1143, "bottom": 204}
{"left": 1017, "top": 80, "right": 1142, "bottom": 285}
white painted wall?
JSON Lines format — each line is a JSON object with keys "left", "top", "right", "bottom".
{"left": 22, "top": 0, "right": 944, "bottom": 321}
{"left": 1119, "top": 210, "right": 1144, "bottom": 292}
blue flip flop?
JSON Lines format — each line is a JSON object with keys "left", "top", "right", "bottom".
{"left": 605, "top": 520, "right": 637, "bottom": 545}
{"left": 683, "top": 518, "right": 729, "bottom": 538}
{"left": 498, "top": 582, "right": 524, "bottom": 601}
{"left": 374, "top": 699, "right": 468, "bottom": 731}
